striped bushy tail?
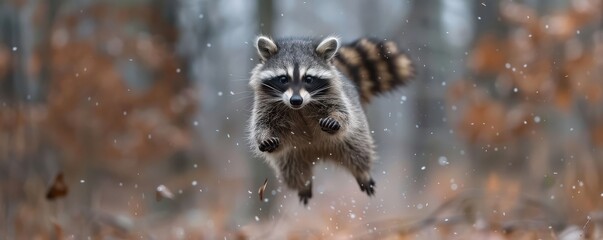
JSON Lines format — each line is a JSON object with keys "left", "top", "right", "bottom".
{"left": 334, "top": 38, "right": 415, "bottom": 103}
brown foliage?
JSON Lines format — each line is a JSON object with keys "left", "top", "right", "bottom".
{"left": 0, "top": 44, "right": 10, "bottom": 80}
{"left": 449, "top": 83, "right": 534, "bottom": 145}
{"left": 469, "top": 34, "right": 508, "bottom": 74}
{"left": 593, "top": 124, "right": 603, "bottom": 147}
{"left": 45, "top": 172, "right": 68, "bottom": 200}
{"left": 39, "top": 3, "right": 196, "bottom": 168}
{"left": 452, "top": 0, "right": 603, "bottom": 143}
{"left": 1, "top": 2, "right": 198, "bottom": 238}
{"left": 446, "top": 1, "right": 603, "bottom": 239}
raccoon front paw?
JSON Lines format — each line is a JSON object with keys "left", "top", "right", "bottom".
{"left": 298, "top": 188, "right": 312, "bottom": 206}
{"left": 258, "top": 137, "right": 280, "bottom": 152}
{"left": 357, "top": 178, "right": 376, "bottom": 196}
{"left": 319, "top": 117, "right": 340, "bottom": 134}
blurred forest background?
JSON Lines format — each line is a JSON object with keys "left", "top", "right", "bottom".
{"left": 1, "top": 0, "right": 602, "bottom": 239}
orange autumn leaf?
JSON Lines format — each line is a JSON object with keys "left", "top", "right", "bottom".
{"left": 506, "top": 104, "right": 534, "bottom": 136}
{"left": 0, "top": 44, "right": 10, "bottom": 80}
{"left": 458, "top": 98, "right": 508, "bottom": 143}
{"left": 258, "top": 178, "right": 268, "bottom": 201}
{"left": 563, "top": 50, "right": 600, "bottom": 104}
{"left": 505, "top": 58, "right": 554, "bottom": 100}
{"left": 26, "top": 51, "right": 41, "bottom": 78}
{"left": 507, "top": 29, "right": 537, "bottom": 65}
{"left": 554, "top": 75, "right": 574, "bottom": 111}
{"left": 46, "top": 172, "right": 68, "bottom": 200}
{"left": 568, "top": 0, "right": 602, "bottom": 28}
{"left": 554, "top": 87, "right": 573, "bottom": 111}
{"left": 582, "top": 81, "right": 603, "bottom": 104}
{"left": 469, "top": 34, "right": 508, "bottom": 74}
{"left": 593, "top": 124, "right": 603, "bottom": 147}
{"left": 500, "top": 2, "right": 538, "bottom": 27}
{"left": 447, "top": 80, "right": 473, "bottom": 104}
{"left": 543, "top": 13, "right": 578, "bottom": 41}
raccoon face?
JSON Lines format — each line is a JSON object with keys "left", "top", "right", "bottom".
{"left": 250, "top": 36, "right": 340, "bottom": 109}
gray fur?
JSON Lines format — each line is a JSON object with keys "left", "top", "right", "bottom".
{"left": 249, "top": 36, "right": 378, "bottom": 205}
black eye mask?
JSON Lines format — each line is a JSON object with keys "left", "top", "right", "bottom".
{"left": 303, "top": 76, "right": 330, "bottom": 96}
{"left": 261, "top": 75, "right": 289, "bottom": 96}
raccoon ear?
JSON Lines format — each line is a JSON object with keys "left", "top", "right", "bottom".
{"left": 256, "top": 36, "right": 278, "bottom": 61}
{"left": 316, "top": 37, "right": 340, "bottom": 61}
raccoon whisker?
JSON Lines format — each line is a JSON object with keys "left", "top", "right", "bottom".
{"left": 308, "top": 99, "right": 330, "bottom": 109}
{"left": 311, "top": 96, "right": 339, "bottom": 102}
{"left": 233, "top": 95, "right": 257, "bottom": 103}
{"left": 260, "top": 83, "right": 284, "bottom": 94}
{"left": 258, "top": 87, "right": 284, "bottom": 99}
{"left": 257, "top": 98, "right": 283, "bottom": 104}
{"left": 228, "top": 78, "right": 254, "bottom": 82}
{"left": 260, "top": 83, "right": 278, "bottom": 92}
{"left": 230, "top": 90, "right": 254, "bottom": 95}
{"left": 310, "top": 86, "right": 333, "bottom": 95}
{"left": 310, "top": 85, "right": 333, "bottom": 95}
{"left": 307, "top": 100, "right": 326, "bottom": 107}
{"left": 310, "top": 84, "right": 332, "bottom": 92}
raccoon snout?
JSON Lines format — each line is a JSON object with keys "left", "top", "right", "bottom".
{"left": 290, "top": 95, "right": 303, "bottom": 107}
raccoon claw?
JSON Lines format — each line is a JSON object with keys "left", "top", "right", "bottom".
{"left": 319, "top": 117, "right": 340, "bottom": 134}
{"left": 357, "top": 178, "right": 376, "bottom": 196}
{"left": 258, "top": 137, "right": 280, "bottom": 152}
{"left": 298, "top": 189, "right": 312, "bottom": 206}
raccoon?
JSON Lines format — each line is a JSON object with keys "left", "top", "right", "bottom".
{"left": 249, "top": 36, "right": 414, "bottom": 205}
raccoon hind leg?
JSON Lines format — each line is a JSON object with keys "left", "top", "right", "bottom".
{"left": 356, "top": 176, "right": 375, "bottom": 196}
{"left": 339, "top": 138, "right": 376, "bottom": 196}
{"left": 276, "top": 153, "right": 314, "bottom": 205}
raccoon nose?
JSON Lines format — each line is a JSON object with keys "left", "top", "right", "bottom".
{"left": 290, "top": 95, "right": 303, "bottom": 106}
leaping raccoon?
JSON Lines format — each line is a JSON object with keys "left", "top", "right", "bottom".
{"left": 248, "top": 36, "right": 414, "bottom": 205}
